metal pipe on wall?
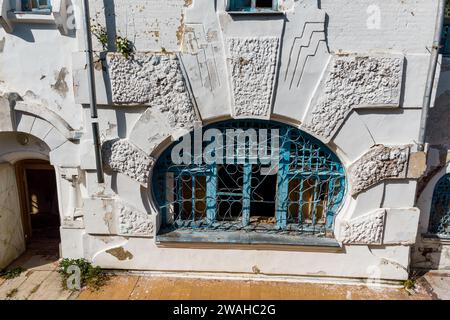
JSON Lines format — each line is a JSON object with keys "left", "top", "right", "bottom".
{"left": 82, "top": 0, "right": 104, "bottom": 183}
{"left": 418, "top": 0, "right": 446, "bottom": 152}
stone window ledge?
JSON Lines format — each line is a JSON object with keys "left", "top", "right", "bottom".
{"left": 0, "top": 0, "right": 69, "bottom": 35}
{"left": 227, "top": 10, "right": 284, "bottom": 15}
{"left": 156, "top": 229, "right": 342, "bottom": 251}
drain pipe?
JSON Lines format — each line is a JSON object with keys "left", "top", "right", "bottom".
{"left": 418, "top": 0, "right": 446, "bottom": 152}
{"left": 83, "top": 0, "right": 104, "bottom": 183}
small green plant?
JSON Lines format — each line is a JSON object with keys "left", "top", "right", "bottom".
{"left": 90, "top": 22, "right": 135, "bottom": 59}
{"left": 58, "top": 258, "right": 109, "bottom": 291}
{"left": 91, "top": 22, "right": 108, "bottom": 50}
{"left": 402, "top": 278, "right": 416, "bottom": 290}
{"left": 115, "top": 35, "right": 135, "bottom": 59}
{"left": 0, "top": 267, "right": 24, "bottom": 280}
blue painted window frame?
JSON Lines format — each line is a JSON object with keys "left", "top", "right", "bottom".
{"left": 153, "top": 120, "right": 346, "bottom": 236}
{"left": 429, "top": 173, "right": 450, "bottom": 237}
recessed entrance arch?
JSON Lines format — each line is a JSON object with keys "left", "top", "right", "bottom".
{"left": 0, "top": 131, "right": 63, "bottom": 269}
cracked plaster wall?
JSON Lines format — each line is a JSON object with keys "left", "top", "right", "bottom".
{"left": 89, "top": 0, "right": 189, "bottom": 52}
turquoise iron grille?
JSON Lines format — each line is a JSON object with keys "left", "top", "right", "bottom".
{"left": 429, "top": 174, "right": 450, "bottom": 237}
{"left": 153, "top": 120, "right": 346, "bottom": 236}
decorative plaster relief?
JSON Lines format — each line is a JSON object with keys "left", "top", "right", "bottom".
{"left": 273, "top": 5, "right": 330, "bottom": 122}
{"left": 118, "top": 202, "right": 153, "bottom": 237}
{"left": 227, "top": 37, "right": 279, "bottom": 117}
{"left": 108, "top": 53, "right": 197, "bottom": 128}
{"left": 102, "top": 139, "right": 154, "bottom": 186}
{"left": 180, "top": 0, "right": 232, "bottom": 120}
{"left": 304, "top": 55, "right": 403, "bottom": 140}
{"left": 183, "top": 23, "right": 221, "bottom": 93}
{"left": 349, "top": 145, "right": 410, "bottom": 196}
{"left": 341, "top": 209, "right": 386, "bottom": 245}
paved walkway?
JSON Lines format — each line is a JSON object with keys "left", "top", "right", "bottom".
{"left": 1, "top": 250, "right": 447, "bottom": 300}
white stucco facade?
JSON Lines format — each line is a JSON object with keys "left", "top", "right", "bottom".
{"left": 0, "top": 0, "right": 449, "bottom": 281}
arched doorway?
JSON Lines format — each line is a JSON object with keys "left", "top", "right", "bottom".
{"left": 0, "top": 131, "right": 62, "bottom": 269}
{"left": 15, "top": 159, "right": 61, "bottom": 255}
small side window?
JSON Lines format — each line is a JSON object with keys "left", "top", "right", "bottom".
{"left": 228, "top": 0, "right": 278, "bottom": 13}
{"left": 19, "top": 0, "right": 52, "bottom": 14}
{"left": 441, "top": 0, "right": 450, "bottom": 55}
{"left": 428, "top": 173, "right": 450, "bottom": 237}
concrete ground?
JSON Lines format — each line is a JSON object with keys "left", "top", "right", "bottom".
{"left": 1, "top": 248, "right": 448, "bottom": 300}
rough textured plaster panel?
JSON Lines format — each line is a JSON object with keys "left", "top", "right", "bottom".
{"left": 227, "top": 37, "right": 279, "bottom": 117}
{"left": 118, "top": 202, "right": 153, "bottom": 237}
{"left": 303, "top": 55, "right": 404, "bottom": 141}
{"left": 341, "top": 209, "right": 386, "bottom": 245}
{"left": 108, "top": 53, "right": 197, "bottom": 128}
{"left": 102, "top": 139, "right": 154, "bottom": 186}
{"left": 349, "top": 145, "right": 410, "bottom": 196}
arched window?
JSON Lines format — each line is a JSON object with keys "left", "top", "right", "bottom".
{"left": 152, "top": 120, "right": 346, "bottom": 236}
{"left": 429, "top": 174, "right": 450, "bottom": 236}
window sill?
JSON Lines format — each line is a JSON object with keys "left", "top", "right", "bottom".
{"left": 227, "top": 10, "right": 284, "bottom": 15}
{"left": 9, "top": 11, "right": 55, "bottom": 23}
{"left": 156, "top": 228, "right": 341, "bottom": 251}
{"left": 14, "top": 9, "right": 52, "bottom": 15}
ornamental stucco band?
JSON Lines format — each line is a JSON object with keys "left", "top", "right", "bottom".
{"left": 118, "top": 202, "right": 153, "bottom": 237}
{"left": 349, "top": 145, "right": 410, "bottom": 196}
{"left": 341, "top": 209, "right": 386, "bottom": 245}
{"left": 102, "top": 139, "right": 154, "bottom": 186}
{"left": 303, "top": 55, "right": 404, "bottom": 141}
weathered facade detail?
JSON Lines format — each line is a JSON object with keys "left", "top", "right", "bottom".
{"left": 304, "top": 55, "right": 403, "bottom": 140}
{"left": 341, "top": 209, "right": 386, "bottom": 245}
{"left": 349, "top": 145, "right": 410, "bottom": 196}
{"left": 118, "top": 202, "right": 153, "bottom": 237}
{"left": 273, "top": 4, "right": 330, "bottom": 121}
{"left": 1, "top": 0, "right": 449, "bottom": 282}
{"left": 102, "top": 139, "right": 154, "bottom": 185}
{"left": 108, "top": 53, "right": 197, "bottom": 127}
{"left": 227, "top": 37, "right": 279, "bottom": 117}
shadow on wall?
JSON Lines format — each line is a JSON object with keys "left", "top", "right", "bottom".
{"left": 427, "top": 89, "right": 450, "bottom": 150}
{"left": 103, "top": 0, "right": 117, "bottom": 51}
